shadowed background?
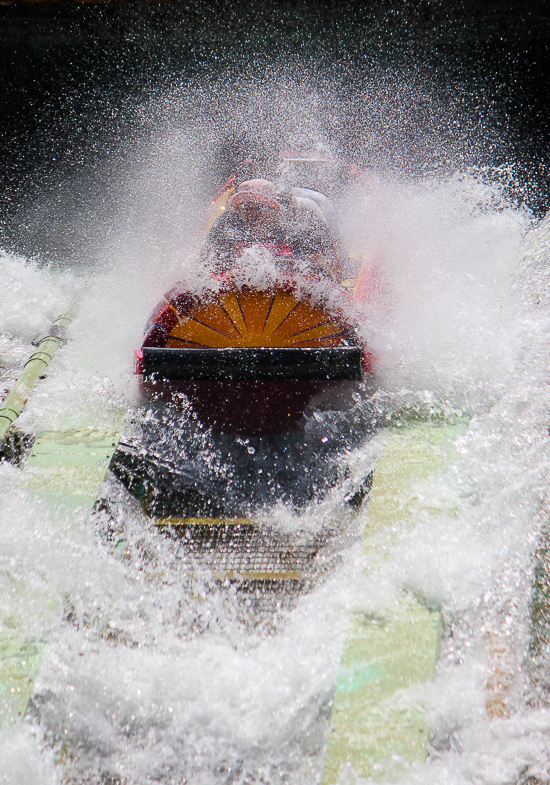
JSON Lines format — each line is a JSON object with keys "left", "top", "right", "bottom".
{"left": 0, "top": 0, "right": 549, "bottom": 261}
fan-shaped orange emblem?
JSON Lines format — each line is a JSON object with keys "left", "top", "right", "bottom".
{"left": 165, "top": 290, "right": 347, "bottom": 349}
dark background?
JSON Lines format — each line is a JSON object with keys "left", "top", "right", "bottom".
{"left": 1, "top": 0, "right": 549, "bottom": 259}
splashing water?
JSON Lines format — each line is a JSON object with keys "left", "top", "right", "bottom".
{"left": 1, "top": 71, "right": 549, "bottom": 785}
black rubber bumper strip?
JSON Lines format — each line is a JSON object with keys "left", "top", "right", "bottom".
{"left": 142, "top": 346, "right": 364, "bottom": 382}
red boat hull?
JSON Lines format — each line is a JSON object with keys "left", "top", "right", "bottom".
{"left": 140, "top": 378, "right": 363, "bottom": 436}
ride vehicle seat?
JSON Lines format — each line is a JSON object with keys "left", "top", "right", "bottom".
{"left": 199, "top": 178, "right": 342, "bottom": 281}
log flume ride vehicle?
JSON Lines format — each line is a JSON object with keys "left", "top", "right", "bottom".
{"left": 134, "top": 166, "right": 375, "bottom": 438}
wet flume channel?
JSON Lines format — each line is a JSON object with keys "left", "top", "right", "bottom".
{"left": 1, "top": 70, "right": 550, "bottom": 785}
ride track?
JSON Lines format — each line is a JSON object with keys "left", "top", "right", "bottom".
{"left": 0, "top": 343, "right": 474, "bottom": 780}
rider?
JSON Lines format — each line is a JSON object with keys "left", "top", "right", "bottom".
{"left": 200, "top": 178, "right": 342, "bottom": 281}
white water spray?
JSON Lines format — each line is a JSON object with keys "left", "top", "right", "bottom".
{"left": 1, "top": 72, "right": 548, "bottom": 784}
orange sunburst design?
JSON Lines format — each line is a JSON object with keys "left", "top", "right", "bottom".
{"left": 165, "top": 290, "right": 348, "bottom": 349}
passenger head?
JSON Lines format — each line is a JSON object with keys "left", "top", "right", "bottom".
{"left": 229, "top": 179, "right": 284, "bottom": 234}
